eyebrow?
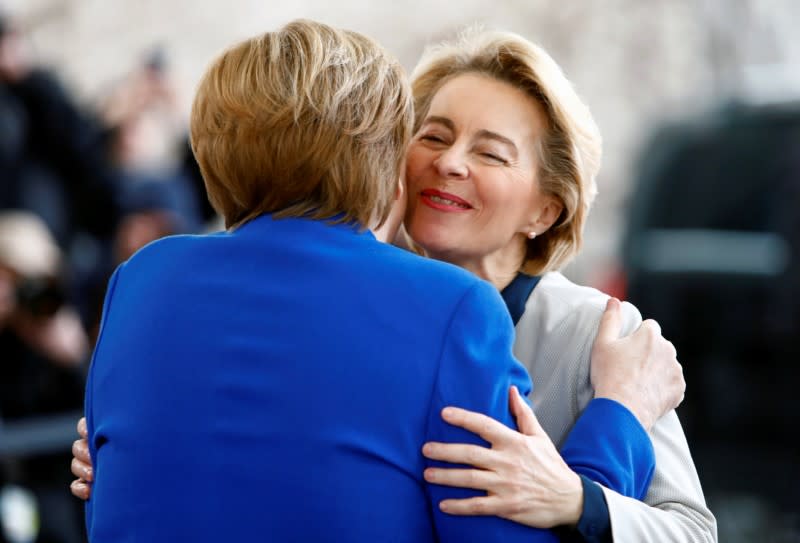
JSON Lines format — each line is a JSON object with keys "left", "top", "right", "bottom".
{"left": 423, "top": 115, "right": 518, "bottom": 155}
{"left": 475, "top": 129, "right": 517, "bottom": 153}
{"left": 423, "top": 116, "right": 455, "bottom": 131}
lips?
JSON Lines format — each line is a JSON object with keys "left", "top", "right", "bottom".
{"left": 419, "top": 189, "right": 473, "bottom": 212}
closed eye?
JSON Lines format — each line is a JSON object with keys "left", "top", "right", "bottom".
{"left": 481, "top": 153, "right": 508, "bottom": 165}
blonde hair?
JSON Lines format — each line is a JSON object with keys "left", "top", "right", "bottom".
{"left": 411, "top": 28, "right": 601, "bottom": 274}
{"left": 191, "top": 19, "right": 414, "bottom": 229}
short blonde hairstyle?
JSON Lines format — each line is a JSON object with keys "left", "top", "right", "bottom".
{"left": 191, "top": 19, "right": 414, "bottom": 229}
{"left": 411, "top": 29, "right": 601, "bottom": 274}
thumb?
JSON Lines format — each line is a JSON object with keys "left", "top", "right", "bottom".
{"left": 595, "top": 297, "right": 623, "bottom": 345}
{"left": 510, "top": 386, "right": 544, "bottom": 436}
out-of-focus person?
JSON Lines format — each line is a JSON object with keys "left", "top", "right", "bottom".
{"left": 0, "top": 211, "right": 87, "bottom": 413}
{"left": 0, "top": 14, "right": 126, "bottom": 347}
{"left": 0, "top": 16, "right": 121, "bottom": 247}
{"left": 100, "top": 50, "right": 203, "bottom": 232}
{"left": 0, "top": 210, "right": 88, "bottom": 543}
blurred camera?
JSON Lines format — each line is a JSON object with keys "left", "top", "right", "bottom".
{"left": 15, "top": 276, "right": 65, "bottom": 318}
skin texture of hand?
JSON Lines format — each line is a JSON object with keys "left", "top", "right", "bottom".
{"left": 70, "top": 417, "right": 93, "bottom": 501}
{"left": 591, "top": 298, "right": 685, "bottom": 431}
{"left": 422, "top": 386, "right": 584, "bottom": 529}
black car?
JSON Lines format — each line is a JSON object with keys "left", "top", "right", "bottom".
{"left": 619, "top": 101, "right": 800, "bottom": 541}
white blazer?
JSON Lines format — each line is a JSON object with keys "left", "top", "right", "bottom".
{"left": 515, "top": 272, "right": 717, "bottom": 542}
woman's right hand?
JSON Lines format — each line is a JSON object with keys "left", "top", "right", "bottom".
{"left": 70, "top": 417, "right": 94, "bottom": 501}
{"left": 591, "top": 298, "right": 685, "bottom": 431}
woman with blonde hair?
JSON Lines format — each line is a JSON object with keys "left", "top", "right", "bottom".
{"left": 75, "top": 19, "right": 685, "bottom": 542}
{"left": 407, "top": 29, "right": 716, "bottom": 541}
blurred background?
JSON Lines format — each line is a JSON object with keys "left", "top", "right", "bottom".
{"left": 0, "top": 0, "right": 798, "bottom": 541}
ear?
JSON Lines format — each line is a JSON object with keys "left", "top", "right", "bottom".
{"left": 372, "top": 177, "right": 407, "bottom": 244}
{"left": 523, "top": 195, "right": 563, "bottom": 236}
{"left": 395, "top": 176, "right": 405, "bottom": 202}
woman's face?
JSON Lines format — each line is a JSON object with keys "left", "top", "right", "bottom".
{"left": 404, "top": 73, "right": 559, "bottom": 277}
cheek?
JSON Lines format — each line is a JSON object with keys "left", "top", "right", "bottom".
{"left": 481, "top": 177, "right": 528, "bottom": 210}
{"left": 404, "top": 146, "right": 430, "bottom": 188}
{"left": 477, "top": 176, "right": 538, "bottom": 227}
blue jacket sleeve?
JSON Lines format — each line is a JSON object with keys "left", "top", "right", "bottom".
{"left": 84, "top": 264, "right": 124, "bottom": 533}
{"left": 424, "top": 281, "right": 558, "bottom": 543}
{"left": 424, "top": 280, "right": 655, "bottom": 542}
{"left": 560, "top": 398, "right": 655, "bottom": 500}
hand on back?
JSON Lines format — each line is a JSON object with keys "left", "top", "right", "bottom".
{"left": 591, "top": 298, "right": 685, "bottom": 431}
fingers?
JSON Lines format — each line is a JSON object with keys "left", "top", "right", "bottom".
{"left": 440, "top": 407, "right": 515, "bottom": 444}
{"left": 640, "top": 318, "right": 662, "bottom": 339}
{"left": 71, "top": 457, "right": 93, "bottom": 482}
{"left": 72, "top": 438, "right": 92, "bottom": 466}
{"left": 423, "top": 442, "right": 494, "bottom": 469}
{"left": 663, "top": 338, "right": 677, "bottom": 359}
{"left": 509, "top": 386, "right": 543, "bottom": 437}
{"left": 595, "top": 297, "right": 622, "bottom": 344}
{"left": 424, "top": 467, "right": 497, "bottom": 491}
{"left": 77, "top": 417, "right": 88, "bottom": 439}
{"left": 70, "top": 479, "right": 92, "bottom": 501}
{"left": 438, "top": 495, "right": 505, "bottom": 516}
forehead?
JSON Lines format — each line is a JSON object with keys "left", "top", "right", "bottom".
{"left": 427, "top": 72, "right": 546, "bottom": 143}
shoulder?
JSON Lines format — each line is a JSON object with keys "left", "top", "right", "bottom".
{"left": 109, "top": 233, "right": 227, "bottom": 297}
{"left": 373, "top": 242, "right": 498, "bottom": 305}
{"left": 121, "top": 232, "right": 224, "bottom": 271}
{"left": 525, "top": 272, "right": 642, "bottom": 336}
{"left": 383, "top": 242, "right": 483, "bottom": 284}
{"left": 131, "top": 231, "right": 222, "bottom": 257}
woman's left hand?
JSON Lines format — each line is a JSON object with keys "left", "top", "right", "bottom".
{"left": 70, "top": 417, "right": 93, "bottom": 501}
{"left": 422, "top": 386, "right": 583, "bottom": 529}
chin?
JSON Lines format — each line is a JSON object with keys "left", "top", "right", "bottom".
{"left": 406, "top": 223, "right": 457, "bottom": 259}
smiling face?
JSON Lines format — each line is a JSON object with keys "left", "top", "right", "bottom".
{"left": 404, "top": 72, "right": 562, "bottom": 283}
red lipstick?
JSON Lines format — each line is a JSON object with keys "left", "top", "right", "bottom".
{"left": 419, "top": 189, "right": 473, "bottom": 212}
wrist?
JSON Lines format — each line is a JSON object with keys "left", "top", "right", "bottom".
{"left": 559, "top": 471, "right": 584, "bottom": 527}
{"left": 593, "top": 391, "right": 654, "bottom": 431}
{"left": 572, "top": 475, "right": 613, "bottom": 541}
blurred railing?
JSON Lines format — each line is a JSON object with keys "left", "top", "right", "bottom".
{"left": 0, "top": 411, "right": 82, "bottom": 457}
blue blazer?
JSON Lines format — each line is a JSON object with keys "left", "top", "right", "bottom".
{"left": 85, "top": 214, "right": 653, "bottom": 542}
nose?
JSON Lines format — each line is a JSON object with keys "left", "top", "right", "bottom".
{"left": 433, "top": 146, "right": 469, "bottom": 179}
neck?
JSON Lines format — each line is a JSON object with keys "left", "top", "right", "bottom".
{"left": 459, "top": 260, "right": 520, "bottom": 291}
{"left": 370, "top": 210, "right": 405, "bottom": 244}
{"left": 370, "top": 223, "right": 394, "bottom": 244}
{"left": 429, "top": 236, "right": 526, "bottom": 292}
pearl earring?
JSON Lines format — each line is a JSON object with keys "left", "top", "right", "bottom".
{"left": 527, "top": 231, "right": 537, "bottom": 240}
